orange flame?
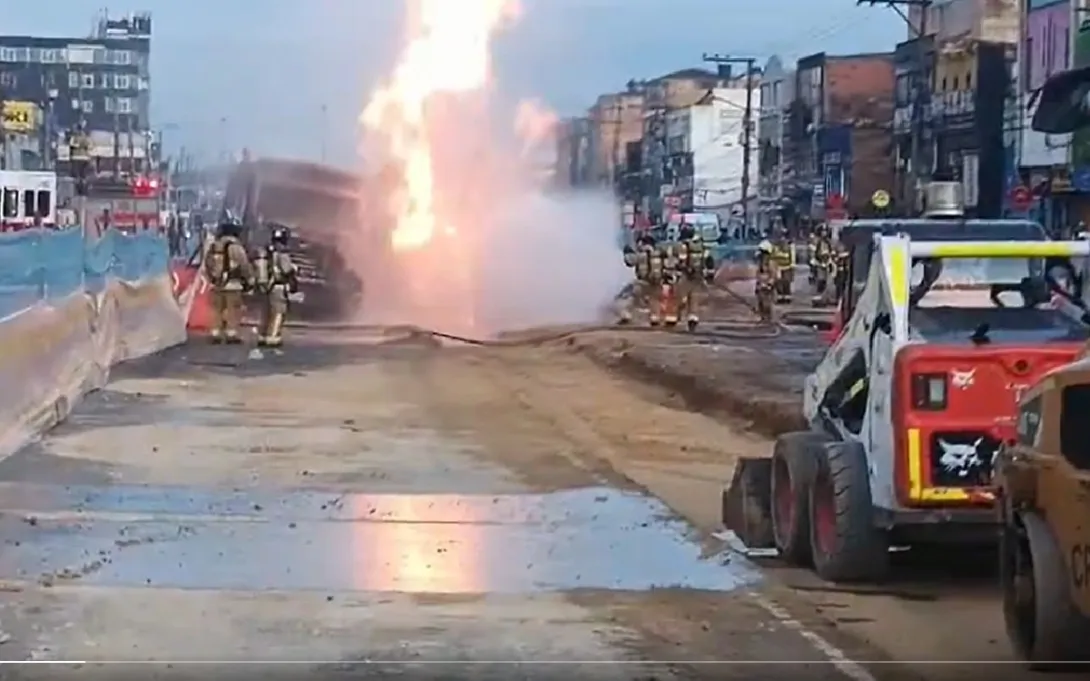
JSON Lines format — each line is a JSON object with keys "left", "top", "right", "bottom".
{"left": 361, "top": 0, "right": 519, "bottom": 252}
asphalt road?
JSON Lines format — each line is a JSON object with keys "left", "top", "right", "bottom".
{"left": 0, "top": 330, "right": 897, "bottom": 680}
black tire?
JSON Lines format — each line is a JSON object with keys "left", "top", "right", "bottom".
{"left": 771, "top": 432, "right": 829, "bottom": 565}
{"left": 1004, "top": 511, "right": 1090, "bottom": 669}
{"left": 808, "top": 441, "right": 890, "bottom": 582}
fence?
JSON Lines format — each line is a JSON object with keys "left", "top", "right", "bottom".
{"left": 0, "top": 225, "right": 190, "bottom": 458}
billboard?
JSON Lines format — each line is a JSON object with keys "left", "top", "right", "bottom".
{"left": 0, "top": 101, "right": 38, "bottom": 133}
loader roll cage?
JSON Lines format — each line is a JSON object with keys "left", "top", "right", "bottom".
{"left": 836, "top": 219, "right": 1053, "bottom": 324}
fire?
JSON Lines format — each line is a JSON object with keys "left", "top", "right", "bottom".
{"left": 361, "top": 0, "right": 519, "bottom": 252}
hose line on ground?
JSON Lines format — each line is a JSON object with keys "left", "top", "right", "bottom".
{"left": 283, "top": 319, "right": 783, "bottom": 345}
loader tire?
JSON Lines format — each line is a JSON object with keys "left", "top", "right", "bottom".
{"left": 771, "top": 431, "right": 830, "bottom": 566}
{"left": 1003, "top": 511, "right": 1090, "bottom": 669}
{"left": 808, "top": 441, "right": 889, "bottom": 582}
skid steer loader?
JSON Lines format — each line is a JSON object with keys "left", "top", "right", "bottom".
{"left": 722, "top": 206, "right": 1090, "bottom": 582}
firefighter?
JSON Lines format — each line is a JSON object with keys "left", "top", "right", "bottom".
{"left": 658, "top": 239, "right": 683, "bottom": 327}
{"left": 676, "top": 223, "right": 717, "bottom": 331}
{"left": 833, "top": 244, "right": 851, "bottom": 303}
{"left": 770, "top": 229, "right": 795, "bottom": 304}
{"left": 807, "top": 227, "right": 821, "bottom": 288}
{"left": 755, "top": 239, "right": 776, "bottom": 323}
{"left": 810, "top": 222, "right": 835, "bottom": 305}
{"left": 253, "top": 225, "right": 299, "bottom": 347}
{"left": 203, "top": 217, "right": 254, "bottom": 344}
{"left": 620, "top": 232, "right": 663, "bottom": 325}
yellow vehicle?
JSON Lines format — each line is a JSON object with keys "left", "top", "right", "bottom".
{"left": 995, "top": 361, "right": 1090, "bottom": 668}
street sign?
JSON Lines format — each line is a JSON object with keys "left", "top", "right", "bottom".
{"left": 871, "top": 190, "right": 890, "bottom": 209}
{"left": 1010, "top": 185, "right": 1033, "bottom": 211}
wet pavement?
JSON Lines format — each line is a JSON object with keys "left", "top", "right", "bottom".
{"left": 0, "top": 337, "right": 875, "bottom": 677}
{"left": 0, "top": 485, "right": 759, "bottom": 593}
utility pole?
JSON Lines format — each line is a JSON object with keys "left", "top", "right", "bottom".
{"left": 858, "top": 0, "right": 933, "bottom": 210}
{"left": 702, "top": 54, "right": 757, "bottom": 234}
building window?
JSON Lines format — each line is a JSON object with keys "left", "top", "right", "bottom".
{"left": 0, "top": 72, "right": 15, "bottom": 87}
{"left": 116, "top": 97, "right": 133, "bottom": 114}
{"left": 26, "top": 48, "right": 41, "bottom": 63}
{"left": 66, "top": 45, "right": 96, "bottom": 65}
{"left": 111, "top": 50, "right": 132, "bottom": 65}
{"left": 104, "top": 97, "right": 115, "bottom": 113}
{"left": 40, "top": 49, "right": 60, "bottom": 63}
{"left": 98, "top": 72, "right": 110, "bottom": 88}
{"left": 68, "top": 71, "right": 80, "bottom": 88}
{"left": 81, "top": 73, "right": 95, "bottom": 89}
{"left": 965, "top": 72, "right": 972, "bottom": 90}
{"left": 0, "top": 47, "right": 16, "bottom": 62}
{"left": 70, "top": 99, "right": 80, "bottom": 110}
{"left": 952, "top": 75, "right": 959, "bottom": 90}
{"left": 113, "top": 74, "right": 131, "bottom": 90}
{"left": 81, "top": 100, "right": 93, "bottom": 114}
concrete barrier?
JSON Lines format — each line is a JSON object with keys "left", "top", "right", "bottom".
{"left": 0, "top": 227, "right": 191, "bottom": 458}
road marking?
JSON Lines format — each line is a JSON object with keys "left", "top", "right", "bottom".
{"left": 750, "top": 593, "right": 877, "bottom": 681}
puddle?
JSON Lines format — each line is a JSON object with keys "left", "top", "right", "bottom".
{"left": 0, "top": 485, "right": 761, "bottom": 594}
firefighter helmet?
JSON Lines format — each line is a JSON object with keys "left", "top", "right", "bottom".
{"left": 270, "top": 225, "right": 290, "bottom": 246}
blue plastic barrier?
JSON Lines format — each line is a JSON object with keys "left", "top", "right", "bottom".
{"left": 0, "top": 227, "right": 173, "bottom": 320}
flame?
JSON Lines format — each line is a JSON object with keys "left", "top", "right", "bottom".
{"left": 361, "top": 0, "right": 519, "bottom": 252}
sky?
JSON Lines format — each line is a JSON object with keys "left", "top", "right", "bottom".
{"left": 7, "top": 0, "right": 905, "bottom": 168}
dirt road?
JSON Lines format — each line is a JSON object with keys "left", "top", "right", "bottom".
{"left": 0, "top": 330, "right": 904, "bottom": 679}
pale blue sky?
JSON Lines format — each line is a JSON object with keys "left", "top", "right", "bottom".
{"left": 8, "top": 0, "right": 904, "bottom": 167}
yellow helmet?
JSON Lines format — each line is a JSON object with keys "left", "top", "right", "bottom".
{"left": 758, "top": 239, "right": 773, "bottom": 252}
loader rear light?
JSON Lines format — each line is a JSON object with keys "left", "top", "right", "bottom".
{"left": 911, "top": 373, "right": 947, "bottom": 410}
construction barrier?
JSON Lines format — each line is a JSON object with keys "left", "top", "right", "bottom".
{"left": 169, "top": 232, "right": 212, "bottom": 332}
{"left": 0, "top": 227, "right": 192, "bottom": 458}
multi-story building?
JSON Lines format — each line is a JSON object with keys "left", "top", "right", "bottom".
{"left": 892, "top": 36, "right": 935, "bottom": 210}
{"left": 638, "top": 68, "right": 737, "bottom": 221}
{"left": 0, "top": 12, "right": 152, "bottom": 174}
{"left": 1018, "top": 0, "right": 1085, "bottom": 230}
{"left": 908, "top": 0, "right": 1019, "bottom": 44}
{"left": 902, "top": 0, "right": 1019, "bottom": 218}
{"left": 931, "top": 38, "right": 1011, "bottom": 218}
{"left": 757, "top": 55, "right": 794, "bottom": 231}
{"left": 586, "top": 90, "right": 644, "bottom": 188}
{"left": 783, "top": 51, "right": 895, "bottom": 226}
{"left": 657, "top": 85, "right": 762, "bottom": 227}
